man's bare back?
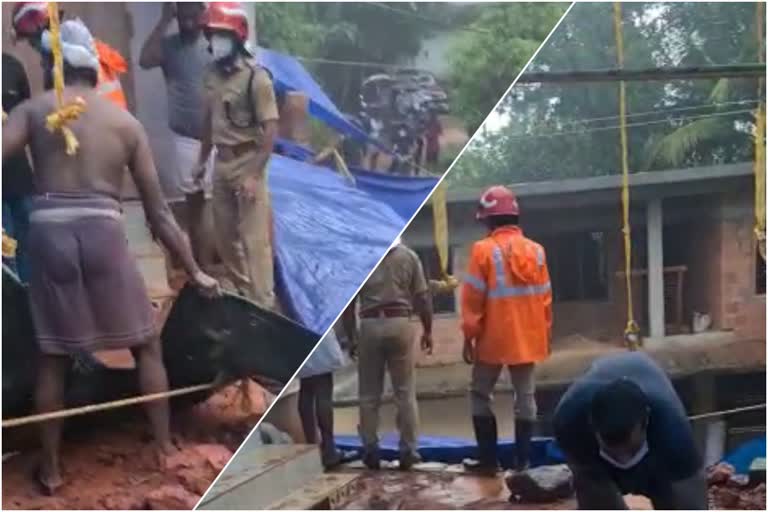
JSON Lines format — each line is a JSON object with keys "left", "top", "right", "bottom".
{"left": 5, "top": 85, "right": 141, "bottom": 198}
{"left": 3, "top": 82, "right": 219, "bottom": 294}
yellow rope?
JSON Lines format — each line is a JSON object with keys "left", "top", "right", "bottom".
{"left": 2, "top": 231, "right": 18, "bottom": 258}
{"left": 755, "top": 2, "right": 766, "bottom": 261}
{"left": 332, "top": 148, "right": 356, "bottom": 185}
{"left": 2, "top": 383, "right": 214, "bottom": 428}
{"left": 44, "top": 2, "right": 86, "bottom": 155}
{"left": 430, "top": 182, "right": 459, "bottom": 294}
{"left": 613, "top": 3, "right": 640, "bottom": 350}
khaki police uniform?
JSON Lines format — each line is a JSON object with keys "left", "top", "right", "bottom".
{"left": 204, "top": 56, "right": 279, "bottom": 309}
{"left": 356, "top": 244, "right": 428, "bottom": 458}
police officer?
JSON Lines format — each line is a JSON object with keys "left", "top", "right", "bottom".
{"left": 194, "top": 2, "right": 279, "bottom": 309}
{"left": 342, "top": 237, "right": 434, "bottom": 470}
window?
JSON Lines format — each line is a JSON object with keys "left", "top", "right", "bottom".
{"left": 414, "top": 246, "right": 456, "bottom": 313}
{"left": 757, "top": 249, "right": 766, "bottom": 295}
{"left": 541, "top": 231, "right": 608, "bottom": 302}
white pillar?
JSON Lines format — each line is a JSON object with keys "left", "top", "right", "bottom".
{"left": 647, "top": 198, "right": 665, "bottom": 338}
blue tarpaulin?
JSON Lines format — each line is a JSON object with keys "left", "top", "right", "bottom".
{"left": 259, "top": 49, "right": 388, "bottom": 151}
{"left": 275, "top": 137, "right": 315, "bottom": 162}
{"left": 269, "top": 154, "right": 404, "bottom": 335}
{"left": 723, "top": 437, "right": 766, "bottom": 475}
{"left": 350, "top": 167, "right": 438, "bottom": 221}
{"left": 335, "top": 433, "right": 564, "bottom": 469}
{"left": 273, "top": 139, "right": 439, "bottom": 221}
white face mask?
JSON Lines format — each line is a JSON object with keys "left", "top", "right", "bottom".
{"left": 210, "top": 34, "right": 234, "bottom": 61}
{"left": 599, "top": 440, "right": 649, "bottom": 470}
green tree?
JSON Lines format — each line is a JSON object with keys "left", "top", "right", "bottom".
{"left": 447, "top": 3, "right": 569, "bottom": 133}
{"left": 448, "top": 2, "right": 764, "bottom": 189}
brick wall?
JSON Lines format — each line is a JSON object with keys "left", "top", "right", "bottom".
{"left": 420, "top": 230, "right": 635, "bottom": 366}
{"left": 718, "top": 191, "right": 766, "bottom": 339}
{"left": 417, "top": 190, "right": 766, "bottom": 363}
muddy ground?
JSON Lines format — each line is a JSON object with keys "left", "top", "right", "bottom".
{"left": 2, "top": 382, "right": 268, "bottom": 510}
{"left": 334, "top": 468, "right": 766, "bottom": 510}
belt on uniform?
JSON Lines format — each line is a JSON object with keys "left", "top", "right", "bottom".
{"left": 360, "top": 308, "right": 411, "bottom": 319}
{"left": 216, "top": 140, "right": 259, "bottom": 161}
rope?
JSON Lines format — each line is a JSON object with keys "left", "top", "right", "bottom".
{"left": 44, "top": 2, "right": 86, "bottom": 156}
{"left": 2, "top": 231, "right": 18, "bottom": 258}
{"left": 613, "top": 3, "right": 640, "bottom": 350}
{"left": 755, "top": 2, "right": 766, "bottom": 261}
{"left": 688, "top": 403, "right": 766, "bottom": 422}
{"left": 1, "top": 383, "right": 213, "bottom": 429}
{"left": 430, "top": 182, "right": 459, "bottom": 294}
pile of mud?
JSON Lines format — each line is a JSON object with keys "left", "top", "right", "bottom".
{"left": 2, "top": 383, "right": 265, "bottom": 510}
{"left": 707, "top": 462, "right": 766, "bottom": 510}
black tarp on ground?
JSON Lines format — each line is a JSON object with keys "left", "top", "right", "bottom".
{"left": 2, "top": 266, "right": 318, "bottom": 420}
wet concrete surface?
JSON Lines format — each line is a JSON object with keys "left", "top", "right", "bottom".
{"left": 333, "top": 469, "right": 656, "bottom": 510}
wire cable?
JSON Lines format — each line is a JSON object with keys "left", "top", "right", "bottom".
{"left": 495, "top": 108, "right": 755, "bottom": 141}
{"left": 549, "top": 99, "right": 760, "bottom": 128}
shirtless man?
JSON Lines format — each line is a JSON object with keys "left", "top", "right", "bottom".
{"left": 2, "top": 20, "right": 219, "bottom": 494}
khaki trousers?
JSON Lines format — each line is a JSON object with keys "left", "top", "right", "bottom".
{"left": 357, "top": 317, "right": 419, "bottom": 456}
{"left": 470, "top": 362, "right": 537, "bottom": 421}
{"left": 211, "top": 156, "right": 275, "bottom": 310}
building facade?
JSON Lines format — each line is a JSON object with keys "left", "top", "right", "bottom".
{"left": 405, "top": 163, "right": 766, "bottom": 352}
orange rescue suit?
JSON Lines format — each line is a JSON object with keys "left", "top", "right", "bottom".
{"left": 461, "top": 226, "right": 552, "bottom": 365}
{"left": 94, "top": 39, "right": 127, "bottom": 110}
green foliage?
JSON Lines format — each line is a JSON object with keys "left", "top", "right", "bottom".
{"left": 447, "top": 3, "right": 569, "bottom": 133}
{"left": 254, "top": 3, "right": 565, "bottom": 122}
{"left": 254, "top": 3, "right": 462, "bottom": 112}
{"left": 448, "top": 2, "right": 764, "bottom": 189}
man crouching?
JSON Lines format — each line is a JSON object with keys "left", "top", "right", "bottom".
{"left": 2, "top": 19, "right": 219, "bottom": 494}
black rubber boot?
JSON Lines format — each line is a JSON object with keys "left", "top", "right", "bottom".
{"left": 362, "top": 448, "right": 381, "bottom": 470}
{"left": 514, "top": 419, "right": 534, "bottom": 472}
{"left": 463, "top": 415, "right": 499, "bottom": 476}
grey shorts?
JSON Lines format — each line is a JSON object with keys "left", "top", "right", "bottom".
{"left": 27, "top": 194, "right": 156, "bottom": 355}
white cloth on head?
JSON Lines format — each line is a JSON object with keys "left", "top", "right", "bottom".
{"left": 41, "top": 18, "right": 99, "bottom": 73}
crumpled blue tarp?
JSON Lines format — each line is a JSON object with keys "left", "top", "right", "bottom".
{"left": 350, "top": 167, "right": 439, "bottom": 221}
{"left": 334, "top": 433, "right": 563, "bottom": 469}
{"left": 269, "top": 154, "right": 404, "bottom": 335}
{"left": 259, "top": 49, "right": 388, "bottom": 152}
{"left": 275, "top": 137, "right": 315, "bottom": 162}
{"left": 273, "top": 138, "right": 439, "bottom": 221}
{"left": 723, "top": 437, "right": 766, "bottom": 475}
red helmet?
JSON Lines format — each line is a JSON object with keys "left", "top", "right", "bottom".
{"left": 201, "top": 2, "right": 249, "bottom": 43}
{"left": 476, "top": 185, "right": 520, "bottom": 220}
{"left": 11, "top": 2, "right": 50, "bottom": 39}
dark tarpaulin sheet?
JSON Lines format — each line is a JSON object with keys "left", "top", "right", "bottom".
{"left": 269, "top": 154, "right": 404, "bottom": 335}
{"left": 334, "top": 433, "right": 565, "bottom": 469}
{"left": 259, "top": 48, "right": 388, "bottom": 152}
{"left": 275, "top": 137, "right": 315, "bottom": 162}
{"left": 350, "top": 167, "right": 439, "bottom": 221}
